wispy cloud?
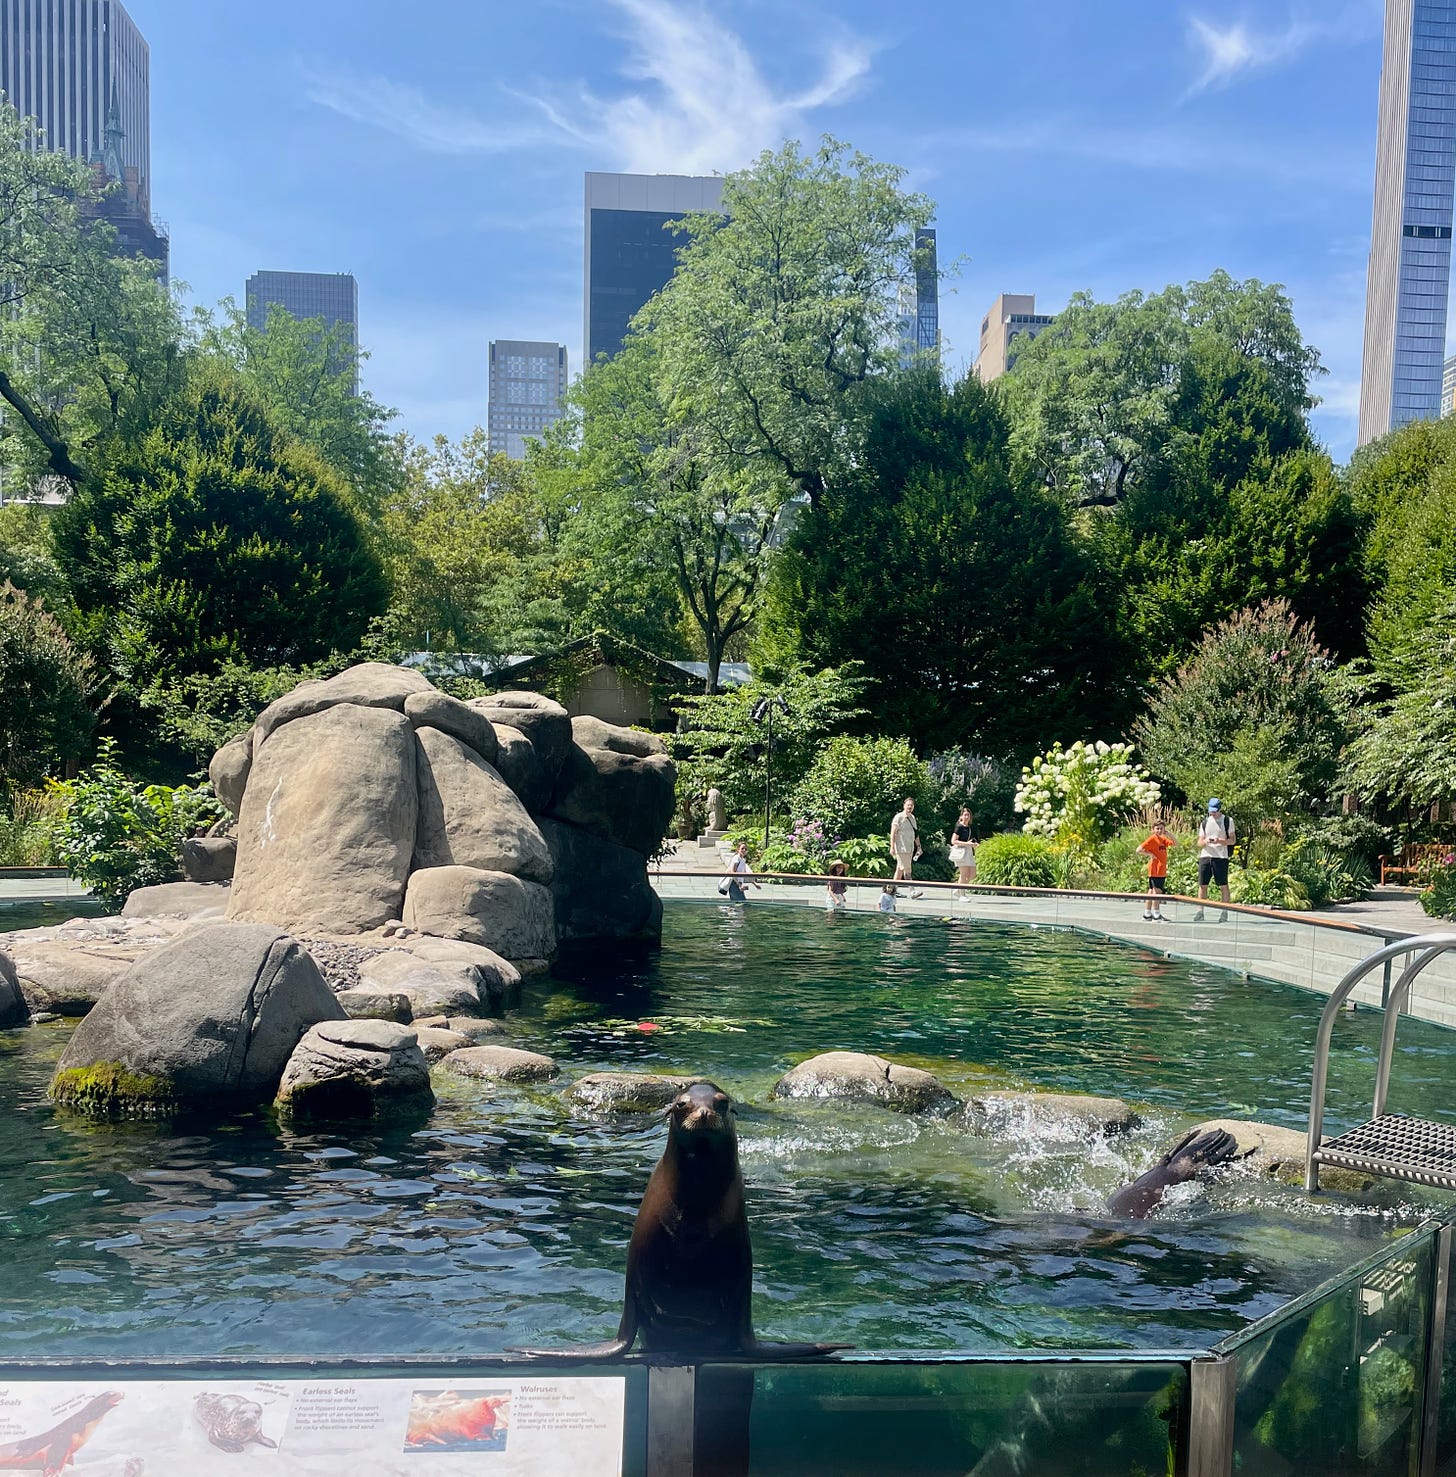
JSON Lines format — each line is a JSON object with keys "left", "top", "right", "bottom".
{"left": 305, "top": 0, "right": 873, "bottom": 175}
{"left": 1185, "top": 3, "right": 1381, "bottom": 93}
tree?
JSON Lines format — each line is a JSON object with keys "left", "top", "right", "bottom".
{"left": 53, "top": 362, "right": 388, "bottom": 688}
{"left": 761, "top": 371, "right": 1135, "bottom": 755}
{"left": 0, "top": 582, "right": 96, "bottom": 784}
{"left": 642, "top": 138, "right": 933, "bottom": 507}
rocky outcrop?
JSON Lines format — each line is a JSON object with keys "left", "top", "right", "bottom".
{"left": 252, "top": 662, "right": 433, "bottom": 744}
{"left": 441, "top": 1044, "right": 559, "bottom": 1083}
{"left": 485, "top": 722, "right": 549, "bottom": 814}
{"left": 403, "top": 690, "right": 498, "bottom": 763}
{"left": 181, "top": 836, "right": 236, "bottom": 883}
{"left": 209, "top": 732, "right": 252, "bottom": 817}
{"left": 963, "top": 1091, "right": 1140, "bottom": 1138}
{"left": 469, "top": 693, "right": 572, "bottom": 789}
{"left": 402, "top": 866, "right": 555, "bottom": 962}
{"left": 412, "top": 726, "right": 552, "bottom": 883}
{"left": 772, "top": 1051, "right": 957, "bottom": 1115}
{"left": 275, "top": 1019, "right": 433, "bottom": 1118}
{"left": 50, "top": 923, "right": 344, "bottom": 1116}
{"left": 228, "top": 703, "right": 419, "bottom": 934}
{"left": 540, "top": 819, "right": 662, "bottom": 943}
{"left": 563, "top": 1072, "right": 699, "bottom": 1113}
{"left": 0, "top": 952, "right": 27, "bottom": 1028}
{"left": 354, "top": 950, "right": 482, "bottom": 1017}
{"left": 546, "top": 717, "right": 676, "bottom": 858}
{"left": 10, "top": 935, "right": 173, "bottom": 1015}
{"left": 121, "top": 881, "right": 230, "bottom": 921}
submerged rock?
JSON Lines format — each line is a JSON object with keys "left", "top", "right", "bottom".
{"left": 772, "top": 1051, "right": 957, "bottom": 1114}
{"left": 411, "top": 1015, "right": 506, "bottom": 1041}
{"left": 276, "top": 1019, "right": 433, "bottom": 1118}
{"left": 563, "top": 1071, "right": 699, "bottom": 1113}
{"left": 440, "top": 1044, "right": 559, "bottom": 1083}
{"left": 413, "top": 1025, "right": 472, "bottom": 1063}
{"left": 1187, "top": 1118, "right": 1378, "bottom": 1195}
{"left": 963, "top": 1091, "right": 1140, "bottom": 1137}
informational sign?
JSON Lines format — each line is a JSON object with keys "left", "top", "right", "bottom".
{"left": 0, "top": 1376, "right": 625, "bottom": 1476}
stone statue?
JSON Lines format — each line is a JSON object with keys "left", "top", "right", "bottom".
{"left": 707, "top": 787, "right": 727, "bottom": 833}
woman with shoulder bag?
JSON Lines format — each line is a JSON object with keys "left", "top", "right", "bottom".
{"left": 949, "top": 807, "right": 977, "bottom": 895}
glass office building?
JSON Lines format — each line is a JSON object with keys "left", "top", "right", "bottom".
{"left": 583, "top": 172, "right": 724, "bottom": 364}
{"left": 488, "top": 340, "right": 567, "bottom": 459}
{"left": 246, "top": 271, "right": 359, "bottom": 391}
{"left": 896, "top": 228, "right": 940, "bottom": 366}
{"left": 1358, "top": 0, "right": 1456, "bottom": 445}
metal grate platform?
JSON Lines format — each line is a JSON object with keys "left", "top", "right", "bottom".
{"left": 1314, "top": 1113, "right": 1456, "bottom": 1191}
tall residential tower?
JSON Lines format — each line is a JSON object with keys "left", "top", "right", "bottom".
{"left": 1357, "top": 0, "right": 1456, "bottom": 445}
{"left": 246, "top": 271, "right": 359, "bottom": 391}
{"left": 489, "top": 340, "right": 567, "bottom": 459}
{"left": 583, "top": 172, "right": 723, "bottom": 364}
{"left": 973, "top": 294, "right": 1055, "bottom": 383}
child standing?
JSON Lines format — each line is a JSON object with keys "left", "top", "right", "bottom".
{"left": 825, "top": 860, "right": 849, "bottom": 911}
{"left": 878, "top": 884, "right": 898, "bottom": 913}
{"left": 1137, "top": 821, "right": 1175, "bottom": 921}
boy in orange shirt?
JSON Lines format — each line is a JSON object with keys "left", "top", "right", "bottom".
{"left": 1138, "top": 821, "right": 1175, "bottom": 921}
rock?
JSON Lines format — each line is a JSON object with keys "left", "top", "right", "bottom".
{"left": 405, "top": 937, "right": 521, "bottom": 1009}
{"left": 403, "top": 691, "right": 499, "bottom": 763}
{"left": 181, "top": 836, "right": 236, "bottom": 883}
{"left": 275, "top": 1019, "right": 433, "bottom": 1118}
{"left": 772, "top": 1051, "right": 957, "bottom": 1115}
{"left": 121, "top": 881, "right": 231, "bottom": 921}
{"left": 563, "top": 1072, "right": 699, "bottom": 1113}
{"left": 413, "top": 727, "right": 553, "bottom": 884}
{"left": 486, "top": 723, "right": 549, "bottom": 813}
{"left": 441, "top": 1044, "right": 559, "bottom": 1083}
{"left": 209, "top": 732, "right": 253, "bottom": 817}
{"left": 0, "top": 952, "right": 27, "bottom": 1027}
{"left": 414, "top": 1025, "right": 472, "bottom": 1063}
{"left": 540, "top": 819, "right": 662, "bottom": 942}
{"left": 547, "top": 717, "right": 676, "bottom": 857}
{"left": 228, "top": 704, "right": 418, "bottom": 935}
{"left": 11, "top": 940, "right": 152, "bottom": 1015}
{"left": 402, "top": 866, "right": 556, "bottom": 962}
{"left": 469, "top": 693, "right": 572, "bottom": 788}
{"left": 1189, "top": 1118, "right": 1378, "bottom": 1195}
{"left": 299, "top": 939, "right": 383, "bottom": 992}
{"left": 252, "top": 661, "right": 433, "bottom": 744}
{"left": 50, "top": 923, "right": 345, "bottom": 1116}
{"left": 336, "top": 988, "right": 413, "bottom": 1023}
{"left": 964, "top": 1090, "right": 1140, "bottom": 1137}
{"left": 358, "top": 949, "right": 492, "bottom": 1014}
{"left": 412, "top": 1015, "right": 506, "bottom": 1041}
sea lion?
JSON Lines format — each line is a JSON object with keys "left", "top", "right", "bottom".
{"left": 192, "top": 1393, "right": 278, "bottom": 1454}
{"left": 1106, "top": 1126, "right": 1244, "bottom": 1219}
{"left": 513, "top": 1081, "right": 850, "bottom": 1360}
{"left": 0, "top": 1390, "right": 122, "bottom": 1476}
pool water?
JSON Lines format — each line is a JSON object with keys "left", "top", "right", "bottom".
{"left": 0, "top": 901, "right": 1450, "bottom": 1360}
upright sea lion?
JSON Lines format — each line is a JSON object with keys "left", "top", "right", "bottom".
{"left": 513, "top": 1081, "right": 850, "bottom": 1360}
{"left": 1106, "top": 1126, "right": 1244, "bottom": 1219}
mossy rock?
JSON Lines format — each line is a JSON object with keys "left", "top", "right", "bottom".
{"left": 50, "top": 1061, "right": 181, "bottom": 1118}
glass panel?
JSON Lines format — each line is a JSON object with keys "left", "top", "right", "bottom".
{"left": 697, "top": 1359, "right": 1189, "bottom": 1477}
{"left": 1222, "top": 1227, "right": 1436, "bottom": 1476}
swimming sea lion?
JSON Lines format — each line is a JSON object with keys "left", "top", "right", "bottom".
{"left": 513, "top": 1081, "right": 850, "bottom": 1360}
{"left": 1106, "top": 1126, "right": 1244, "bottom": 1219}
{"left": 0, "top": 1390, "right": 122, "bottom": 1476}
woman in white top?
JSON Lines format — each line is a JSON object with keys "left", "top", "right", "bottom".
{"left": 726, "top": 841, "right": 759, "bottom": 904}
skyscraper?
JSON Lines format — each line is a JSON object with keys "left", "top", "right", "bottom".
{"left": 973, "top": 294, "right": 1055, "bottom": 383}
{"left": 897, "top": 228, "right": 940, "bottom": 366}
{"left": 1357, "top": 0, "right": 1456, "bottom": 446}
{"left": 0, "top": 0, "right": 164, "bottom": 274}
{"left": 489, "top": 340, "right": 567, "bottom": 459}
{"left": 584, "top": 172, "right": 724, "bottom": 364}
{"left": 245, "top": 271, "right": 359, "bottom": 391}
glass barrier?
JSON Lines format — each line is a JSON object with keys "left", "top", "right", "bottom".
{"left": 1215, "top": 1222, "right": 1442, "bottom": 1477}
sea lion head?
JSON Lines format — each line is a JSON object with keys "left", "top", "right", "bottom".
{"left": 665, "top": 1081, "right": 736, "bottom": 1159}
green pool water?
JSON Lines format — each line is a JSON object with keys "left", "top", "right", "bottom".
{"left": 0, "top": 900, "right": 1450, "bottom": 1360}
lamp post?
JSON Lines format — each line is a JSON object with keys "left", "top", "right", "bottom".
{"left": 751, "top": 694, "right": 789, "bottom": 851}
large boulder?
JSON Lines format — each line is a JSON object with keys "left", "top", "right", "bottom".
{"left": 228, "top": 703, "right": 418, "bottom": 935}
{"left": 0, "top": 952, "right": 27, "bottom": 1027}
{"left": 547, "top": 717, "right": 676, "bottom": 858}
{"left": 441, "top": 1044, "right": 559, "bottom": 1083}
{"left": 336, "top": 988, "right": 413, "bottom": 1023}
{"left": 252, "top": 662, "right": 433, "bottom": 744}
{"left": 1187, "top": 1118, "right": 1377, "bottom": 1195}
{"left": 209, "top": 732, "right": 253, "bottom": 817}
{"left": 413, "top": 726, "right": 553, "bottom": 884}
{"left": 403, "top": 691, "right": 498, "bottom": 764}
{"left": 10, "top": 939, "right": 155, "bottom": 1015}
{"left": 539, "top": 818, "right": 661, "bottom": 942}
{"left": 468, "top": 693, "right": 572, "bottom": 788}
{"left": 180, "top": 837, "right": 237, "bottom": 883}
{"left": 275, "top": 1019, "right": 433, "bottom": 1118}
{"left": 772, "top": 1051, "right": 957, "bottom": 1115}
{"left": 355, "top": 950, "right": 484, "bottom": 1016}
{"left": 121, "top": 882, "right": 230, "bottom": 922}
{"left": 963, "top": 1090, "right": 1140, "bottom": 1137}
{"left": 402, "top": 866, "right": 556, "bottom": 962}
{"left": 563, "top": 1072, "right": 699, "bottom": 1113}
{"left": 485, "top": 723, "right": 549, "bottom": 813}
{"left": 405, "top": 937, "right": 521, "bottom": 1009}
{"left": 50, "top": 924, "right": 344, "bottom": 1116}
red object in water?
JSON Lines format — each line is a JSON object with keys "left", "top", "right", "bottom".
{"left": 637, "top": 1022, "right": 661, "bottom": 1033}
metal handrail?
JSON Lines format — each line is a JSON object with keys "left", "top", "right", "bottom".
{"left": 1305, "top": 932, "right": 1456, "bottom": 1192}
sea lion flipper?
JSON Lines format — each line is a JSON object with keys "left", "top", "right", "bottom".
{"left": 742, "top": 1338, "right": 853, "bottom": 1360}
{"left": 505, "top": 1338, "right": 633, "bottom": 1362}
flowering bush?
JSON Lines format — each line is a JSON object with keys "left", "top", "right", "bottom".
{"left": 1421, "top": 854, "right": 1456, "bottom": 921}
{"left": 1015, "top": 740, "right": 1161, "bottom": 855}
{"left": 788, "top": 817, "right": 834, "bottom": 864}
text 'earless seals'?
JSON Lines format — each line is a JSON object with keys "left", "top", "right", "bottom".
{"left": 512, "top": 1081, "right": 851, "bottom": 1360}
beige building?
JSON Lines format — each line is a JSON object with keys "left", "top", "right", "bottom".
{"left": 973, "top": 294, "right": 1055, "bottom": 382}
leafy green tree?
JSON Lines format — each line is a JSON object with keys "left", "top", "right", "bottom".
{"left": 761, "top": 370, "right": 1135, "bottom": 755}
{"left": 0, "top": 582, "right": 96, "bottom": 784}
{"left": 53, "top": 362, "right": 388, "bottom": 689}
{"left": 642, "top": 138, "right": 933, "bottom": 507}
{"left": 1135, "top": 601, "right": 1347, "bottom": 825}
{"left": 0, "top": 502, "right": 69, "bottom": 612}
{"left": 788, "top": 735, "right": 933, "bottom": 842}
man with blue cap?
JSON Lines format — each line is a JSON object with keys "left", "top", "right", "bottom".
{"left": 1196, "top": 797, "right": 1236, "bottom": 917}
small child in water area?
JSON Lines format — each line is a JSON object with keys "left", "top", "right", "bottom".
{"left": 825, "top": 860, "right": 848, "bottom": 911}
{"left": 878, "top": 884, "right": 897, "bottom": 913}
{"left": 1137, "top": 821, "right": 1176, "bottom": 921}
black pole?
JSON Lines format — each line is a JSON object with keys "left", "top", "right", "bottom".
{"left": 763, "top": 705, "right": 772, "bottom": 850}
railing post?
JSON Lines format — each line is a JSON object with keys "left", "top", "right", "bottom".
{"left": 646, "top": 1365, "right": 696, "bottom": 1477}
{"left": 1187, "top": 1355, "right": 1236, "bottom": 1477}
{"left": 1420, "top": 1224, "right": 1452, "bottom": 1477}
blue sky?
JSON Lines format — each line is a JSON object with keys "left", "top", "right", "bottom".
{"left": 134, "top": 0, "right": 1387, "bottom": 459}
